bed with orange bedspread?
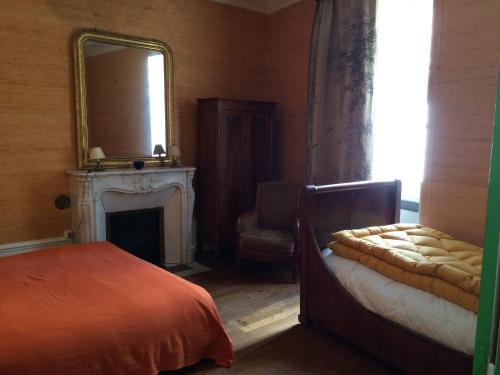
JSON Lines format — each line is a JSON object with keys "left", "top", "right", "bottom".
{"left": 0, "top": 241, "right": 233, "bottom": 374}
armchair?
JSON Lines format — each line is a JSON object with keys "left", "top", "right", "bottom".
{"left": 236, "top": 181, "right": 301, "bottom": 283}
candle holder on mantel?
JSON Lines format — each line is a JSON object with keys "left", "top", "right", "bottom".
{"left": 153, "top": 144, "right": 166, "bottom": 166}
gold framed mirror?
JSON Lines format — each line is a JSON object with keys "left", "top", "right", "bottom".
{"left": 73, "top": 30, "right": 175, "bottom": 169}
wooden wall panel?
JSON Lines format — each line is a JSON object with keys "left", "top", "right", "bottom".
{"left": 421, "top": 0, "right": 500, "bottom": 245}
{"left": 0, "top": 0, "right": 269, "bottom": 244}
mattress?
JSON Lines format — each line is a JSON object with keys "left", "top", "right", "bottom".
{"left": 0, "top": 242, "right": 233, "bottom": 375}
{"left": 330, "top": 224, "right": 482, "bottom": 312}
{"left": 323, "top": 248, "right": 476, "bottom": 355}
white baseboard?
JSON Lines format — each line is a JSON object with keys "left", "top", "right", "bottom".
{"left": 0, "top": 237, "right": 73, "bottom": 257}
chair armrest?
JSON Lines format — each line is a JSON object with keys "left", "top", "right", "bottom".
{"left": 236, "top": 209, "right": 258, "bottom": 233}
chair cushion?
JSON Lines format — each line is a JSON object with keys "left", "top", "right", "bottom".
{"left": 239, "top": 228, "right": 294, "bottom": 253}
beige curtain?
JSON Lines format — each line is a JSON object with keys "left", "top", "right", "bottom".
{"left": 306, "top": 0, "right": 377, "bottom": 185}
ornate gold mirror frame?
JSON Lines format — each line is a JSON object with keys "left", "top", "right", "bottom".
{"left": 73, "top": 30, "right": 175, "bottom": 169}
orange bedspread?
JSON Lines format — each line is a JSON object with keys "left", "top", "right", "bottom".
{"left": 0, "top": 242, "right": 233, "bottom": 374}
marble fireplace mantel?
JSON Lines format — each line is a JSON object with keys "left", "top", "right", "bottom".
{"left": 66, "top": 167, "right": 196, "bottom": 265}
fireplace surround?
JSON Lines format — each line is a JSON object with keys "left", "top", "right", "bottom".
{"left": 66, "top": 167, "right": 195, "bottom": 265}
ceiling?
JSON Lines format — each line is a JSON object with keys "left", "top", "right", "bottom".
{"left": 210, "top": 0, "right": 302, "bottom": 14}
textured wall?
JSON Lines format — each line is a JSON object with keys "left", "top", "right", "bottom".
{"left": 420, "top": 0, "right": 500, "bottom": 245}
{"left": 14, "top": 0, "right": 491, "bottom": 246}
{"left": 267, "top": 0, "right": 315, "bottom": 184}
{"left": 0, "top": 0, "right": 269, "bottom": 244}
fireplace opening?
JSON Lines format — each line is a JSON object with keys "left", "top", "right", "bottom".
{"left": 106, "top": 207, "right": 164, "bottom": 265}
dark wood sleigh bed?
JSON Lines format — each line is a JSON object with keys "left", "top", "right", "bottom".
{"left": 298, "top": 180, "right": 473, "bottom": 375}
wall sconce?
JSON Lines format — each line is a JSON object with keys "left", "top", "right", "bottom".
{"left": 89, "top": 147, "right": 105, "bottom": 171}
{"left": 170, "top": 145, "right": 182, "bottom": 167}
{"left": 153, "top": 144, "right": 166, "bottom": 165}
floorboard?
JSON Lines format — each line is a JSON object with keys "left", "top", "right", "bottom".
{"left": 164, "top": 262, "right": 400, "bottom": 374}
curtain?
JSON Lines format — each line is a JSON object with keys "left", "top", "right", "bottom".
{"left": 306, "top": 0, "right": 377, "bottom": 185}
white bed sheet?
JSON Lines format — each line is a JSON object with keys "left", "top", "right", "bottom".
{"left": 323, "top": 249, "right": 477, "bottom": 355}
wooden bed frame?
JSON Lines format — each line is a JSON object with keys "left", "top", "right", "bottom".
{"left": 298, "top": 180, "right": 472, "bottom": 375}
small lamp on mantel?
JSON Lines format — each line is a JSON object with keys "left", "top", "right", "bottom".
{"left": 170, "top": 144, "right": 182, "bottom": 167}
{"left": 153, "top": 144, "right": 166, "bottom": 165}
{"left": 89, "top": 147, "right": 105, "bottom": 171}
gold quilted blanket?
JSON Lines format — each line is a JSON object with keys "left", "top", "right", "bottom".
{"left": 329, "top": 224, "right": 482, "bottom": 312}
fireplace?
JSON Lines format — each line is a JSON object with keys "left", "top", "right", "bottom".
{"left": 67, "top": 168, "right": 196, "bottom": 265}
{"left": 106, "top": 208, "right": 164, "bottom": 265}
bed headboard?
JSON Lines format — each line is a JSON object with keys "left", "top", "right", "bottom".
{"left": 299, "top": 180, "right": 401, "bottom": 249}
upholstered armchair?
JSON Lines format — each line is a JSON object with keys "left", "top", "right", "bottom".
{"left": 236, "top": 181, "right": 301, "bottom": 283}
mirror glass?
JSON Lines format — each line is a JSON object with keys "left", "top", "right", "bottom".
{"left": 84, "top": 41, "right": 166, "bottom": 158}
{"left": 74, "top": 31, "right": 174, "bottom": 169}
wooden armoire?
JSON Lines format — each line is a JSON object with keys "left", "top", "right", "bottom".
{"left": 196, "top": 98, "right": 276, "bottom": 255}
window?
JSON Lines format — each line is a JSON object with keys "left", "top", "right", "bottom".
{"left": 371, "top": 0, "right": 434, "bottom": 221}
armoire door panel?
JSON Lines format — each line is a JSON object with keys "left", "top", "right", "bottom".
{"left": 219, "top": 111, "right": 247, "bottom": 243}
{"left": 248, "top": 112, "right": 273, "bottom": 207}
{"left": 196, "top": 101, "right": 219, "bottom": 243}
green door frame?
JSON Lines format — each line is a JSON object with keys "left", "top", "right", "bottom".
{"left": 473, "top": 68, "right": 500, "bottom": 374}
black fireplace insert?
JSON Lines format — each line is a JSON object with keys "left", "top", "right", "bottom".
{"left": 106, "top": 207, "right": 164, "bottom": 265}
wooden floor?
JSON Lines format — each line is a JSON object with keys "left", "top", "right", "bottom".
{"left": 165, "top": 262, "right": 400, "bottom": 374}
